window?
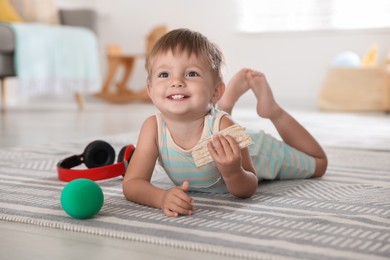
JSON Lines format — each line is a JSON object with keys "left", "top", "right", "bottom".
{"left": 237, "top": 0, "right": 390, "bottom": 33}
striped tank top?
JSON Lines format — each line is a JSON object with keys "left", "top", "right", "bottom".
{"left": 156, "top": 108, "right": 229, "bottom": 193}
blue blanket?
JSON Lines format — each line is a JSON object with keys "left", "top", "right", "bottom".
{"left": 11, "top": 23, "right": 101, "bottom": 94}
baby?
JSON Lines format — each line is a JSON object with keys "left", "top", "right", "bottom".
{"left": 122, "top": 28, "right": 327, "bottom": 217}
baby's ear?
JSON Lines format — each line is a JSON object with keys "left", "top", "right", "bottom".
{"left": 146, "top": 80, "right": 152, "bottom": 95}
{"left": 211, "top": 82, "right": 225, "bottom": 104}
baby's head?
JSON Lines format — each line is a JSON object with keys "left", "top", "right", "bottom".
{"left": 145, "top": 28, "right": 225, "bottom": 83}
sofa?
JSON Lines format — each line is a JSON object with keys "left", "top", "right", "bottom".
{"left": 0, "top": 8, "right": 98, "bottom": 111}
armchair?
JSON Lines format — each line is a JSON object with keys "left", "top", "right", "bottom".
{"left": 0, "top": 9, "right": 98, "bottom": 112}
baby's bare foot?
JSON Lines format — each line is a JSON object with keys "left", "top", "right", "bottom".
{"left": 248, "top": 70, "right": 280, "bottom": 119}
{"left": 218, "top": 68, "right": 251, "bottom": 114}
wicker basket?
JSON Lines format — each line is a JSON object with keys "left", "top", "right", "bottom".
{"left": 317, "top": 66, "right": 390, "bottom": 112}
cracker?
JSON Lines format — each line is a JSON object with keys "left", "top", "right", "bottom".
{"left": 191, "top": 124, "right": 253, "bottom": 167}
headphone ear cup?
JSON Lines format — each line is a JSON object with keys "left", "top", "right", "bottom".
{"left": 83, "top": 140, "right": 115, "bottom": 168}
{"left": 117, "top": 146, "right": 126, "bottom": 163}
{"left": 118, "top": 144, "right": 136, "bottom": 163}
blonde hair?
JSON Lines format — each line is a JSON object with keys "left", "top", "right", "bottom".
{"left": 145, "top": 28, "right": 225, "bottom": 82}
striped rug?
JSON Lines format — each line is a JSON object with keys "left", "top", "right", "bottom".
{"left": 0, "top": 136, "right": 389, "bottom": 259}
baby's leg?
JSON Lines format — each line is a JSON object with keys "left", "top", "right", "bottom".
{"left": 217, "top": 68, "right": 251, "bottom": 114}
{"left": 248, "top": 71, "right": 327, "bottom": 177}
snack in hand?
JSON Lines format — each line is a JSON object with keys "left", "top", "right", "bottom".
{"left": 192, "top": 124, "right": 253, "bottom": 167}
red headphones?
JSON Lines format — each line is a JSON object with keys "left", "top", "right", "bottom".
{"left": 57, "top": 140, "right": 136, "bottom": 182}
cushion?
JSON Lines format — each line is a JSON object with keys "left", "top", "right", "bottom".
{"left": 0, "top": 0, "right": 23, "bottom": 22}
{"left": 9, "top": 0, "right": 59, "bottom": 24}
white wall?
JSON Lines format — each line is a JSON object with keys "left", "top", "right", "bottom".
{"left": 57, "top": 0, "right": 390, "bottom": 109}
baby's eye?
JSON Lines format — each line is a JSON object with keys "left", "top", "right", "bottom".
{"left": 186, "top": 71, "right": 199, "bottom": 77}
{"left": 158, "top": 72, "right": 169, "bottom": 78}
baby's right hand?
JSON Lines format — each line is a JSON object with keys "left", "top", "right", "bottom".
{"left": 160, "top": 181, "right": 194, "bottom": 217}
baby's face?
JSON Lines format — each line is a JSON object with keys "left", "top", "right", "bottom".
{"left": 147, "top": 50, "right": 220, "bottom": 119}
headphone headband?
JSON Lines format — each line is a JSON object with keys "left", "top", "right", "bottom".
{"left": 57, "top": 157, "right": 127, "bottom": 182}
{"left": 56, "top": 142, "right": 135, "bottom": 182}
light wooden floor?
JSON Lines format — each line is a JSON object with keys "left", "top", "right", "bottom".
{"left": 1, "top": 96, "right": 389, "bottom": 259}
{"left": 0, "top": 96, "right": 157, "bottom": 148}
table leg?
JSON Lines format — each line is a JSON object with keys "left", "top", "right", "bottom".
{"left": 117, "top": 57, "right": 136, "bottom": 94}
{"left": 100, "top": 57, "right": 121, "bottom": 94}
{"left": 1, "top": 78, "right": 6, "bottom": 112}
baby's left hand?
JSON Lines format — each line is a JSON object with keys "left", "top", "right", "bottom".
{"left": 207, "top": 134, "right": 242, "bottom": 178}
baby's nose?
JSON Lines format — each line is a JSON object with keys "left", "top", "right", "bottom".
{"left": 171, "top": 79, "right": 184, "bottom": 88}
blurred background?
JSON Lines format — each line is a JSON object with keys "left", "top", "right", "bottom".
{"left": 56, "top": 0, "right": 390, "bottom": 108}
{"left": 2, "top": 0, "right": 389, "bottom": 109}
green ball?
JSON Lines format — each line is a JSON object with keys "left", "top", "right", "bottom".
{"left": 61, "top": 179, "right": 104, "bottom": 219}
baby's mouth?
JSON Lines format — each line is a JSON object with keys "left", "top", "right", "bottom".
{"left": 168, "top": 94, "right": 188, "bottom": 100}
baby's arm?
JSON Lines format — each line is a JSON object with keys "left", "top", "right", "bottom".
{"left": 248, "top": 70, "right": 328, "bottom": 177}
{"left": 122, "top": 116, "right": 193, "bottom": 217}
{"left": 207, "top": 116, "right": 258, "bottom": 198}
